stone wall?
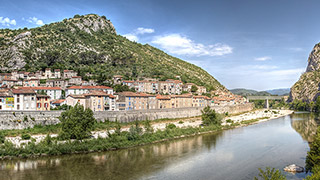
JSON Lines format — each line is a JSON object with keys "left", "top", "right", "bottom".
{"left": 0, "top": 103, "right": 253, "bottom": 130}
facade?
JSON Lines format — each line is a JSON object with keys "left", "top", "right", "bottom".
{"left": 156, "top": 95, "right": 172, "bottom": 109}
{"left": 68, "top": 76, "right": 82, "bottom": 85}
{"left": 12, "top": 89, "right": 37, "bottom": 111}
{"left": 196, "top": 86, "right": 207, "bottom": 95}
{"left": 117, "top": 92, "right": 156, "bottom": 110}
{"left": 31, "top": 87, "right": 63, "bottom": 100}
{"left": 63, "top": 70, "right": 77, "bottom": 79}
{"left": 54, "top": 69, "right": 61, "bottom": 79}
{"left": 46, "top": 79, "right": 68, "bottom": 90}
{"left": 0, "top": 89, "right": 14, "bottom": 110}
{"left": 51, "top": 99, "right": 66, "bottom": 108}
{"left": 66, "top": 86, "right": 113, "bottom": 96}
{"left": 66, "top": 94, "right": 86, "bottom": 107}
{"left": 36, "top": 94, "right": 50, "bottom": 111}
{"left": 2, "top": 78, "right": 18, "bottom": 87}
{"left": 23, "top": 79, "right": 40, "bottom": 87}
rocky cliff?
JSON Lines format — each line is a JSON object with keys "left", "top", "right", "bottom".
{"left": 289, "top": 43, "right": 320, "bottom": 102}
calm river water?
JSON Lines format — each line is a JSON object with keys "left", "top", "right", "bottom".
{"left": 0, "top": 112, "right": 317, "bottom": 180}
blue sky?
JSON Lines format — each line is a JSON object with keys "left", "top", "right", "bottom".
{"left": 1, "top": 0, "right": 319, "bottom": 91}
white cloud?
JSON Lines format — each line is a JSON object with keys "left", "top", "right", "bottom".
{"left": 0, "top": 17, "right": 16, "bottom": 26}
{"left": 124, "top": 27, "right": 154, "bottom": 42}
{"left": 151, "top": 34, "right": 232, "bottom": 56}
{"left": 287, "top": 47, "right": 304, "bottom": 52}
{"left": 123, "top": 34, "right": 138, "bottom": 42}
{"left": 27, "top": 17, "right": 44, "bottom": 26}
{"left": 254, "top": 56, "right": 272, "bottom": 61}
{"left": 135, "top": 27, "right": 154, "bottom": 34}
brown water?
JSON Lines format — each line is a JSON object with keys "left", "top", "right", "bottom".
{"left": 0, "top": 113, "right": 316, "bottom": 180}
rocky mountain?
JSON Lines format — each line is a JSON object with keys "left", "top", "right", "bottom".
{"left": 230, "top": 88, "right": 271, "bottom": 96}
{"left": 289, "top": 43, "right": 320, "bottom": 102}
{"left": 0, "top": 14, "right": 226, "bottom": 91}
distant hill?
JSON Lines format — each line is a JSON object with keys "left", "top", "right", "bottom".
{"left": 266, "top": 88, "right": 290, "bottom": 96}
{"left": 230, "top": 88, "right": 271, "bottom": 96}
{"left": 0, "top": 14, "right": 226, "bottom": 92}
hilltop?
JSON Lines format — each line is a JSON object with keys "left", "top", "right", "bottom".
{"left": 289, "top": 43, "right": 320, "bottom": 102}
{"left": 0, "top": 14, "right": 226, "bottom": 92}
{"left": 230, "top": 88, "right": 271, "bottom": 96}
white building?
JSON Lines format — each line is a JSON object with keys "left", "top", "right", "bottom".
{"left": 32, "top": 87, "right": 63, "bottom": 100}
{"left": 12, "top": 88, "right": 37, "bottom": 111}
{"left": 66, "top": 86, "right": 113, "bottom": 97}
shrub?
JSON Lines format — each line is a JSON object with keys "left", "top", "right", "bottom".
{"left": 254, "top": 167, "right": 286, "bottom": 180}
{"left": 166, "top": 123, "right": 176, "bottom": 129}
{"left": 178, "top": 121, "right": 184, "bottom": 124}
{"left": 21, "top": 133, "right": 31, "bottom": 140}
{"left": 0, "top": 132, "right": 5, "bottom": 143}
{"left": 201, "top": 106, "right": 222, "bottom": 126}
{"left": 23, "top": 115, "right": 28, "bottom": 122}
{"left": 226, "top": 119, "right": 233, "bottom": 123}
{"left": 58, "top": 103, "right": 96, "bottom": 140}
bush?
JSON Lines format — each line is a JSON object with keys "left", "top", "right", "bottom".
{"left": 254, "top": 167, "right": 286, "bottom": 180}
{"left": 178, "top": 121, "right": 184, "bottom": 124}
{"left": 226, "top": 119, "right": 233, "bottom": 123}
{"left": 0, "top": 132, "right": 5, "bottom": 143}
{"left": 58, "top": 103, "right": 96, "bottom": 140}
{"left": 21, "top": 133, "right": 31, "bottom": 140}
{"left": 166, "top": 123, "right": 176, "bottom": 129}
{"left": 201, "top": 106, "right": 222, "bottom": 126}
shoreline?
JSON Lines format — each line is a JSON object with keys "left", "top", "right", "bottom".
{"left": 0, "top": 109, "right": 293, "bottom": 160}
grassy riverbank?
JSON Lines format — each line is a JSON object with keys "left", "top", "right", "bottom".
{"left": 0, "top": 109, "right": 292, "bottom": 159}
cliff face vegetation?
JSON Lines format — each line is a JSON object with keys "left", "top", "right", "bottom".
{"left": 0, "top": 14, "right": 226, "bottom": 91}
{"left": 289, "top": 44, "right": 320, "bottom": 102}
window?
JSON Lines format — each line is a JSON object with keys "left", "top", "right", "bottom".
{"left": 17, "top": 104, "right": 20, "bottom": 110}
{"left": 17, "top": 97, "right": 20, "bottom": 103}
{"left": 37, "top": 103, "right": 41, "bottom": 108}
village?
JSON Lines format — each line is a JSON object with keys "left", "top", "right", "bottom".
{"left": 0, "top": 68, "right": 247, "bottom": 112}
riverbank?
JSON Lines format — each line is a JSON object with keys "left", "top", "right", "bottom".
{"left": 0, "top": 109, "right": 293, "bottom": 159}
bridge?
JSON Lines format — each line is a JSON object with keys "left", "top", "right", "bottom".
{"left": 246, "top": 96, "right": 285, "bottom": 109}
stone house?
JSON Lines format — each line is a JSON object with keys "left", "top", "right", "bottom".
{"left": 170, "top": 94, "right": 193, "bottom": 108}
{"left": 116, "top": 91, "right": 156, "bottom": 110}
{"left": 46, "top": 79, "right": 68, "bottom": 90}
{"left": 63, "top": 70, "right": 77, "bottom": 79}
{"left": 2, "top": 78, "right": 18, "bottom": 88}
{"left": 66, "top": 94, "right": 86, "bottom": 107}
{"left": 196, "top": 86, "right": 207, "bottom": 95}
{"left": 156, "top": 95, "right": 172, "bottom": 109}
{"left": 68, "top": 76, "right": 82, "bottom": 85}
{"left": 36, "top": 94, "right": 50, "bottom": 111}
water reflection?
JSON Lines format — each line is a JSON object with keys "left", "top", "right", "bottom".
{"left": 290, "top": 112, "right": 319, "bottom": 142}
{"left": 0, "top": 132, "right": 223, "bottom": 180}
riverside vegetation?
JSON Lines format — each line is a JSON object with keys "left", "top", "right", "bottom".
{"left": 0, "top": 105, "right": 228, "bottom": 158}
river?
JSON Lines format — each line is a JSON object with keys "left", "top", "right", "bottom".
{"left": 0, "top": 112, "right": 317, "bottom": 180}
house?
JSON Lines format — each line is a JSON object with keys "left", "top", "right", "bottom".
{"left": 51, "top": 99, "right": 66, "bottom": 108}
{"left": 36, "top": 94, "right": 50, "bottom": 111}
{"left": 0, "top": 89, "right": 14, "bottom": 110}
{"left": 46, "top": 79, "right": 68, "bottom": 90}
{"left": 122, "top": 80, "right": 134, "bottom": 88}
{"left": 84, "top": 90, "right": 116, "bottom": 111}
{"left": 156, "top": 95, "right": 172, "bottom": 109}
{"left": 31, "top": 87, "right": 63, "bottom": 100}
{"left": 63, "top": 70, "right": 77, "bottom": 79}
{"left": 0, "top": 73, "right": 12, "bottom": 81}
{"left": 12, "top": 88, "right": 37, "bottom": 110}
{"left": 192, "top": 96, "right": 208, "bottom": 107}
{"left": 66, "top": 94, "right": 86, "bottom": 107}
{"left": 68, "top": 76, "right": 82, "bottom": 85}
{"left": 66, "top": 86, "right": 113, "bottom": 96}
{"left": 23, "top": 79, "right": 40, "bottom": 87}
{"left": 45, "top": 68, "right": 53, "bottom": 79}
{"left": 116, "top": 91, "right": 156, "bottom": 110}
{"left": 2, "top": 78, "right": 18, "bottom": 87}
{"left": 196, "top": 86, "right": 207, "bottom": 95}
{"left": 170, "top": 94, "right": 193, "bottom": 108}
{"left": 113, "top": 75, "right": 123, "bottom": 84}
{"left": 54, "top": 69, "right": 61, "bottom": 79}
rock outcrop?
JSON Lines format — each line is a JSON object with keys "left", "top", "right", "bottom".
{"left": 289, "top": 43, "right": 320, "bottom": 102}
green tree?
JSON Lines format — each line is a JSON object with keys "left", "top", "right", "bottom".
{"left": 201, "top": 106, "right": 222, "bottom": 126}
{"left": 254, "top": 167, "right": 286, "bottom": 180}
{"left": 314, "top": 96, "right": 320, "bottom": 113}
{"left": 306, "top": 127, "right": 320, "bottom": 172}
{"left": 58, "top": 103, "right": 95, "bottom": 140}
{"left": 191, "top": 85, "right": 198, "bottom": 93}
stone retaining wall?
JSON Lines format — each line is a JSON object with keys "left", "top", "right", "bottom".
{"left": 0, "top": 103, "right": 253, "bottom": 130}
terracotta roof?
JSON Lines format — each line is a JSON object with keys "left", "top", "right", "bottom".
{"left": 71, "top": 76, "right": 81, "bottom": 78}
{"left": 68, "top": 94, "right": 86, "bottom": 98}
{"left": 123, "top": 80, "right": 134, "bottom": 83}
{"left": 54, "top": 69, "right": 60, "bottom": 72}
{"left": 171, "top": 94, "right": 193, "bottom": 98}
{"left": 3, "top": 78, "right": 17, "bottom": 81}
{"left": 12, "top": 89, "right": 36, "bottom": 94}
{"left": 36, "top": 94, "right": 50, "bottom": 98}
{"left": 52, "top": 99, "right": 65, "bottom": 104}
{"left": 67, "top": 86, "right": 112, "bottom": 90}
{"left": 117, "top": 91, "right": 156, "bottom": 97}
{"left": 32, "top": 87, "right": 62, "bottom": 90}
{"left": 156, "top": 95, "right": 171, "bottom": 100}
{"left": 63, "top": 70, "right": 75, "bottom": 72}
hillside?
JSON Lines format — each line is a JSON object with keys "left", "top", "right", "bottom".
{"left": 0, "top": 14, "right": 226, "bottom": 92}
{"left": 289, "top": 43, "right": 320, "bottom": 102}
{"left": 266, "top": 88, "right": 290, "bottom": 96}
{"left": 230, "top": 88, "right": 271, "bottom": 96}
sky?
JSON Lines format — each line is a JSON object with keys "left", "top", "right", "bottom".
{"left": 1, "top": 0, "right": 320, "bottom": 91}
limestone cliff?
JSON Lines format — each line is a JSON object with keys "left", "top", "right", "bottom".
{"left": 289, "top": 43, "right": 320, "bottom": 102}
